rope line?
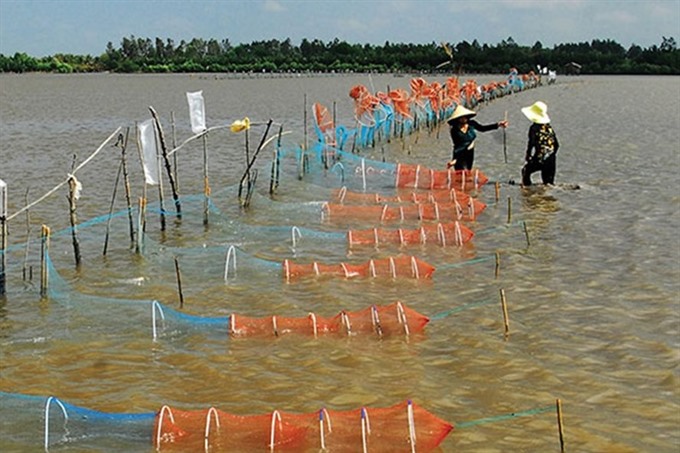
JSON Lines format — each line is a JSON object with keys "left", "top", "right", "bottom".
{"left": 456, "top": 405, "right": 554, "bottom": 429}
{"left": 429, "top": 298, "right": 496, "bottom": 321}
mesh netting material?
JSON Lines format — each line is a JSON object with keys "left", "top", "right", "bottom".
{"left": 322, "top": 199, "right": 485, "bottom": 224}
{"left": 0, "top": 393, "right": 452, "bottom": 452}
{"left": 395, "top": 164, "right": 489, "bottom": 191}
{"left": 348, "top": 222, "right": 474, "bottom": 247}
{"left": 229, "top": 302, "right": 428, "bottom": 338}
{"left": 282, "top": 255, "right": 435, "bottom": 281}
{"left": 331, "top": 186, "right": 476, "bottom": 206}
{"left": 154, "top": 400, "right": 453, "bottom": 452}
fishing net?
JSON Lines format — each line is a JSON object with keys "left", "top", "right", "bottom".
{"left": 347, "top": 222, "right": 474, "bottom": 248}
{"left": 154, "top": 400, "right": 453, "bottom": 452}
{"left": 0, "top": 393, "right": 452, "bottom": 452}
{"left": 229, "top": 301, "right": 428, "bottom": 338}
{"left": 282, "top": 255, "right": 435, "bottom": 281}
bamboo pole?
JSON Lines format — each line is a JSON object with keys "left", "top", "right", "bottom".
{"left": 500, "top": 288, "right": 510, "bottom": 337}
{"left": 103, "top": 158, "right": 124, "bottom": 256}
{"left": 503, "top": 110, "right": 508, "bottom": 163}
{"left": 22, "top": 188, "right": 31, "bottom": 281}
{"left": 495, "top": 181, "right": 500, "bottom": 203}
{"left": 303, "top": 93, "right": 308, "bottom": 151}
{"left": 149, "top": 106, "right": 182, "bottom": 220}
{"left": 119, "top": 128, "right": 135, "bottom": 245}
{"left": 202, "top": 134, "right": 210, "bottom": 226}
{"left": 507, "top": 196, "right": 512, "bottom": 224}
{"left": 40, "top": 225, "right": 50, "bottom": 297}
{"left": 556, "top": 398, "right": 565, "bottom": 452}
{"left": 171, "top": 111, "right": 179, "bottom": 192}
{"left": 0, "top": 179, "right": 6, "bottom": 296}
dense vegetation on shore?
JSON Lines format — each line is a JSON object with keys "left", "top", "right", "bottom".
{"left": 1, "top": 36, "right": 677, "bottom": 75}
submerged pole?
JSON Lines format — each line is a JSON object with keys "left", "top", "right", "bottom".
{"left": 556, "top": 398, "right": 565, "bottom": 452}
{"left": 40, "top": 225, "right": 50, "bottom": 297}
{"left": 500, "top": 288, "right": 510, "bottom": 338}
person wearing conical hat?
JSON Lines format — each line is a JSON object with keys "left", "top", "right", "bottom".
{"left": 446, "top": 104, "right": 508, "bottom": 170}
{"left": 520, "top": 101, "right": 560, "bottom": 186}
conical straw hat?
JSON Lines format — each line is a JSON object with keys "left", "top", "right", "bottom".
{"left": 521, "top": 101, "right": 550, "bottom": 124}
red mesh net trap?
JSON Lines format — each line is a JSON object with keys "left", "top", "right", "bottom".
{"left": 395, "top": 164, "right": 489, "bottom": 191}
{"left": 229, "top": 302, "right": 429, "bottom": 338}
{"left": 348, "top": 221, "right": 474, "bottom": 247}
{"left": 282, "top": 255, "right": 435, "bottom": 281}
{"left": 154, "top": 400, "right": 453, "bottom": 452}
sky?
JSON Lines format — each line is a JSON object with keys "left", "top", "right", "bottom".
{"left": 0, "top": 0, "right": 678, "bottom": 57}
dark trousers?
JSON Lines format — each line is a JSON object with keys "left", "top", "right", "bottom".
{"left": 453, "top": 148, "right": 474, "bottom": 170}
{"left": 522, "top": 153, "right": 556, "bottom": 185}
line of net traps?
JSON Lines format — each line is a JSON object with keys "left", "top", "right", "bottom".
{"left": 0, "top": 392, "right": 452, "bottom": 452}
{"left": 314, "top": 71, "right": 540, "bottom": 151}
{"left": 271, "top": 142, "right": 489, "bottom": 194}
{"left": 40, "top": 245, "right": 469, "bottom": 343}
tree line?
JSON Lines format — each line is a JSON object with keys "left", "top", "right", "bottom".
{"left": 0, "top": 36, "right": 677, "bottom": 75}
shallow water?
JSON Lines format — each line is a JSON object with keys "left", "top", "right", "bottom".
{"left": 0, "top": 73, "right": 679, "bottom": 452}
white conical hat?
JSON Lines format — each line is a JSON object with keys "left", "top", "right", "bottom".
{"left": 447, "top": 105, "right": 477, "bottom": 122}
{"left": 521, "top": 101, "right": 550, "bottom": 124}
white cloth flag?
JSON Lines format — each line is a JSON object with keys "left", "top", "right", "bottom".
{"left": 186, "top": 90, "right": 207, "bottom": 135}
{"left": 138, "top": 119, "right": 159, "bottom": 186}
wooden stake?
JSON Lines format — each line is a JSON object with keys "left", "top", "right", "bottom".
{"left": 495, "top": 181, "right": 500, "bottom": 202}
{"left": 0, "top": 179, "right": 6, "bottom": 296}
{"left": 174, "top": 256, "right": 184, "bottom": 309}
{"left": 67, "top": 159, "right": 81, "bottom": 268}
{"left": 507, "top": 196, "right": 512, "bottom": 224}
{"left": 40, "top": 225, "right": 50, "bottom": 297}
{"left": 556, "top": 398, "right": 565, "bottom": 452}
{"left": 500, "top": 288, "right": 510, "bottom": 337}
{"left": 495, "top": 251, "right": 500, "bottom": 278}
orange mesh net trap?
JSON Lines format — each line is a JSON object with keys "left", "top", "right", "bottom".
{"left": 323, "top": 200, "right": 485, "bottom": 223}
{"left": 229, "top": 302, "right": 429, "bottom": 338}
{"left": 282, "top": 255, "right": 435, "bottom": 281}
{"left": 331, "top": 186, "right": 476, "bottom": 206}
{"left": 153, "top": 400, "right": 453, "bottom": 452}
{"left": 347, "top": 222, "right": 474, "bottom": 247}
{"left": 395, "top": 164, "right": 489, "bottom": 191}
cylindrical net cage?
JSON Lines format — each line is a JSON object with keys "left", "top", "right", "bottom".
{"left": 395, "top": 164, "right": 489, "bottom": 191}
{"left": 347, "top": 222, "right": 474, "bottom": 247}
{"left": 282, "top": 256, "right": 435, "bottom": 281}
{"left": 153, "top": 400, "right": 453, "bottom": 452}
{"left": 229, "top": 302, "right": 429, "bottom": 338}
